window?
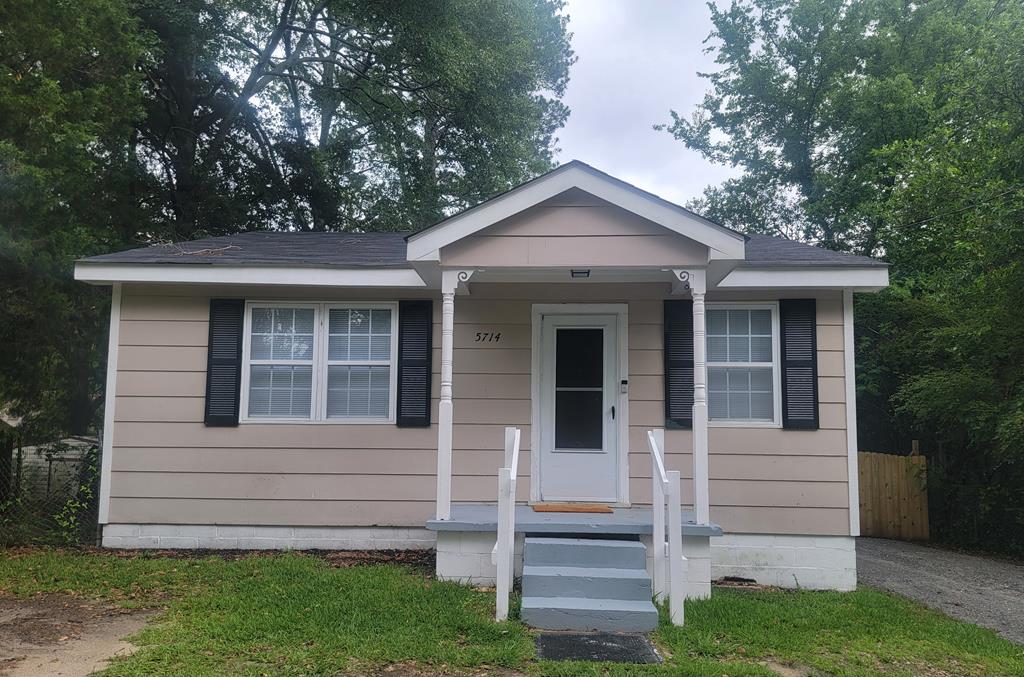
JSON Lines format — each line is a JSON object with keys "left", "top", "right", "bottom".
{"left": 241, "top": 303, "right": 397, "bottom": 423}
{"left": 706, "top": 305, "right": 780, "bottom": 425}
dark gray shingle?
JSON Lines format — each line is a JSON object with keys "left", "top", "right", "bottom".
{"left": 81, "top": 231, "right": 410, "bottom": 268}
{"left": 79, "top": 230, "right": 885, "bottom": 268}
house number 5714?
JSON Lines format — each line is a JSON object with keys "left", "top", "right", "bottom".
{"left": 475, "top": 332, "right": 502, "bottom": 343}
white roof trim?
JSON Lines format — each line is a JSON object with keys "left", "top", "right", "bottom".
{"left": 406, "top": 163, "right": 746, "bottom": 262}
{"left": 74, "top": 263, "right": 427, "bottom": 288}
{"left": 716, "top": 266, "right": 889, "bottom": 291}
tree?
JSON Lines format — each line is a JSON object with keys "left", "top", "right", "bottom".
{"left": 134, "top": 0, "right": 572, "bottom": 235}
{"left": 668, "top": 0, "right": 1024, "bottom": 554}
{"left": 0, "top": 0, "right": 150, "bottom": 437}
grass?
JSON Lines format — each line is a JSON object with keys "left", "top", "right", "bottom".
{"left": 1, "top": 548, "right": 1022, "bottom": 677}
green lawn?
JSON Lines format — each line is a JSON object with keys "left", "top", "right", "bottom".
{"left": 1, "top": 549, "right": 1021, "bottom": 677}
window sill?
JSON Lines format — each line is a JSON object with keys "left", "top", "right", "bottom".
{"left": 239, "top": 418, "right": 395, "bottom": 425}
{"left": 708, "top": 420, "right": 782, "bottom": 429}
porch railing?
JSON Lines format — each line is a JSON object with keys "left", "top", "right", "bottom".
{"left": 494, "top": 426, "right": 521, "bottom": 621}
{"left": 647, "top": 428, "right": 687, "bottom": 625}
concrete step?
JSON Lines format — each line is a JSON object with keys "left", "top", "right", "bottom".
{"left": 520, "top": 596, "right": 659, "bottom": 632}
{"left": 522, "top": 565, "right": 652, "bottom": 601}
{"left": 524, "top": 537, "right": 647, "bottom": 570}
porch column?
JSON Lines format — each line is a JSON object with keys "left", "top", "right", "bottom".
{"left": 690, "top": 270, "right": 711, "bottom": 525}
{"left": 436, "top": 269, "right": 473, "bottom": 520}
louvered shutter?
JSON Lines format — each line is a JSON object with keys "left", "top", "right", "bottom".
{"left": 397, "top": 299, "right": 433, "bottom": 427}
{"left": 780, "top": 299, "right": 819, "bottom": 429}
{"left": 204, "top": 299, "right": 244, "bottom": 426}
{"left": 664, "top": 300, "right": 694, "bottom": 428}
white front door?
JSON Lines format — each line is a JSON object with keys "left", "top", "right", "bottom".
{"left": 538, "top": 313, "right": 620, "bottom": 502}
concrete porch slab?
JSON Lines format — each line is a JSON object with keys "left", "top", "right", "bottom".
{"left": 425, "top": 503, "right": 722, "bottom": 537}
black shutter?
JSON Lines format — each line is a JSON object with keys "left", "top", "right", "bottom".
{"left": 397, "top": 299, "right": 433, "bottom": 427}
{"left": 780, "top": 299, "right": 819, "bottom": 430}
{"left": 664, "top": 300, "right": 694, "bottom": 428}
{"left": 204, "top": 299, "right": 244, "bottom": 426}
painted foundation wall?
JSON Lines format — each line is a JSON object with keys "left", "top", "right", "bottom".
{"left": 108, "top": 283, "right": 849, "bottom": 536}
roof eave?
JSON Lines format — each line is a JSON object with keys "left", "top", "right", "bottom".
{"left": 74, "top": 262, "right": 427, "bottom": 288}
{"left": 716, "top": 265, "right": 889, "bottom": 291}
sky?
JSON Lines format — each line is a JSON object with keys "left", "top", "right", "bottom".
{"left": 555, "top": 0, "right": 739, "bottom": 207}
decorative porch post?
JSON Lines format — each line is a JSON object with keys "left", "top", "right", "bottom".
{"left": 436, "top": 269, "right": 473, "bottom": 520}
{"left": 690, "top": 270, "right": 711, "bottom": 525}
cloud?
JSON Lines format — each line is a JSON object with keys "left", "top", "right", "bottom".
{"left": 556, "top": 0, "right": 739, "bottom": 206}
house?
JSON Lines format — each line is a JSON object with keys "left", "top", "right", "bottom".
{"left": 75, "top": 161, "right": 888, "bottom": 630}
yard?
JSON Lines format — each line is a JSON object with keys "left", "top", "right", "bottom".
{"left": 0, "top": 549, "right": 1021, "bottom": 677}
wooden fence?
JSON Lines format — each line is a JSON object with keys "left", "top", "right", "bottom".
{"left": 858, "top": 451, "right": 929, "bottom": 540}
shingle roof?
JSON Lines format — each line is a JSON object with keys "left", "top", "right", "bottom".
{"left": 81, "top": 231, "right": 411, "bottom": 268}
{"left": 741, "top": 233, "right": 887, "bottom": 267}
{"left": 80, "top": 229, "right": 886, "bottom": 268}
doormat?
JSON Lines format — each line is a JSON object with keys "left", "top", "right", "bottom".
{"left": 531, "top": 503, "right": 614, "bottom": 513}
{"left": 535, "top": 632, "right": 661, "bottom": 663}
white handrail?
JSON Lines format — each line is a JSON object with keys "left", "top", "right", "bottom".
{"left": 647, "top": 428, "right": 687, "bottom": 626}
{"left": 495, "top": 426, "right": 521, "bottom": 621}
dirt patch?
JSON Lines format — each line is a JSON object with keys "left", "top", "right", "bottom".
{"left": 5, "top": 545, "right": 437, "bottom": 574}
{"left": 0, "top": 594, "right": 153, "bottom": 677}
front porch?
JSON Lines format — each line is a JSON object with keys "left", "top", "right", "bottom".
{"left": 427, "top": 503, "right": 720, "bottom": 602}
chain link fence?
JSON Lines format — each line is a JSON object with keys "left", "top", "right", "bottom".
{"left": 0, "top": 434, "right": 100, "bottom": 546}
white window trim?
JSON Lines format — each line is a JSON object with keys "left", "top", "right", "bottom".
{"left": 705, "top": 302, "right": 783, "bottom": 429}
{"left": 239, "top": 301, "right": 399, "bottom": 425}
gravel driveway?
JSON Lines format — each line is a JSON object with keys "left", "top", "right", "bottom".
{"left": 857, "top": 537, "right": 1024, "bottom": 644}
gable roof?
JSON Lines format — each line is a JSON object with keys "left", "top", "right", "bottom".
{"left": 78, "top": 230, "right": 886, "bottom": 269}
{"left": 405, "top": 160, "right": 748, "bottom": 262}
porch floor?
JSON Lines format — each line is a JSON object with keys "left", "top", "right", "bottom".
{"left": 426, "top": 503, "right": 722, "bottom": 537}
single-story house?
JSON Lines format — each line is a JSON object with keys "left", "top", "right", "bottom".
{"left": 75, "top": 161, "right": 888, "bottom": 630}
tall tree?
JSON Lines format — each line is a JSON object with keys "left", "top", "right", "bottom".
{"left": 667, "top": 0, "right": 1024, "bottom": 554}
{"left": 135, "top": 0, "right": 572, "bottom": 235}
{"left": 0, "top": 0, "right": 150, "bottom": 437}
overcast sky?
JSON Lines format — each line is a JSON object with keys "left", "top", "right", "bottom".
{"left": 556, "top": 0, "right": 739, "bottom": 206}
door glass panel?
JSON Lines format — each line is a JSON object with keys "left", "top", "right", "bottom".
{"left": 554, "top": 327, "right": 604, "bottom": 450}
{"left": 556, "top": 328, "right": 603, "bottom": 388}
{"left": 555, "top": 391, "right": 603, "bottom": 449}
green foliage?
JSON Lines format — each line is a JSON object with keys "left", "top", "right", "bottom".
{"left": 52, "top": 444, "right": 101, "bottom": 544}
{"left": 669, "top": 0, "right": 1024, "bottom": 555}
{"left": 0, "top": 0, "right": 151, "bottom": 437}
{"left": 0, "top": 0, "right": 574, "bottom": 439}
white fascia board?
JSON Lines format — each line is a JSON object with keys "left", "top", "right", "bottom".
{"left": 716, "top": 266, "right": 889, "bottom": 291}
{"left": 74, "top": 263, "right": 427, "bottom": 288}
{"left": 406, "top": 165, "right": 746, "bottom": 261}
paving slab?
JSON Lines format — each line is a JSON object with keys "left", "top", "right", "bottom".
{"left": 535, "top": 632, "right": 661, "bottom": 663}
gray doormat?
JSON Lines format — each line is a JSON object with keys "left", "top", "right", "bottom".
{"left": 535, "top": 632, "right": 661, "bottom": 663}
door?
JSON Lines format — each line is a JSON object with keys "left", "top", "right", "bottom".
{"left": 538, "top": 313, "right": 620, "bottom": 502}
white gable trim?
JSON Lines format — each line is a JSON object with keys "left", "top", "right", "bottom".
{"left": 74, "top": 263, "right": 427, "bottom": 288}
{"left": 406, "top": 163, "right": 746, "bottom": 262}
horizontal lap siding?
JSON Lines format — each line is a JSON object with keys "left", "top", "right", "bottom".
{"left": 653, "top": 292, "right": 849, "bottom": 535}
{"left": 111, "top": 288, "right": 442, "bottom": 525}
{"left": 110, "top": 285, "right": 850, "bottom": 536}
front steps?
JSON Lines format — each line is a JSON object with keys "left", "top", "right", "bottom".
{"left": 520, "top": 537, "right": 658, "bottom": 631}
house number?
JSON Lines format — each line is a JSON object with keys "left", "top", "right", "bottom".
{"left": 474, "top": 332, "right": 502, "bottom": 343}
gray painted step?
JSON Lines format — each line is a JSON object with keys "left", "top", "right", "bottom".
{"left": 521, "top": 596, "right": 659, "bottom": 632}
{"left": 524, "top": 537, "right": 647, "bottom": 570}
{"left": 522, "top": 565, "right": 652, "bottom": 601}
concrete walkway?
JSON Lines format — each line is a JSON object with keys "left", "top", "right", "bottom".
{"left": 857, "top": 537, "right": 1024, "bottom": 644}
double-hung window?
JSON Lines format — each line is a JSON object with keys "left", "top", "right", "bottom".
{"left": 706, "top": 304, "right": 781, "bottom": 425}
{"left": 240, "top": 302, "right": 397, "bottom": 423}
